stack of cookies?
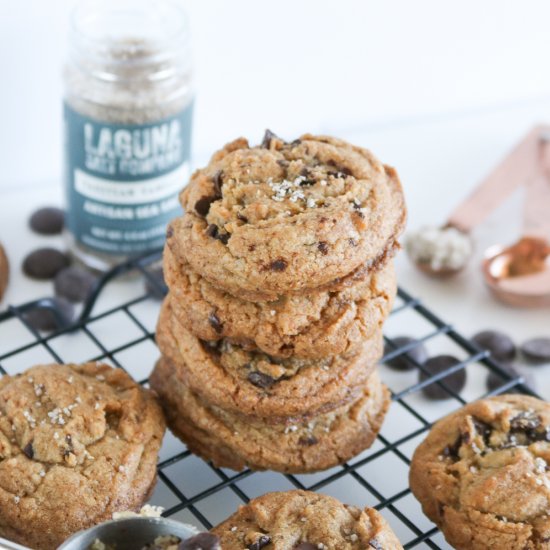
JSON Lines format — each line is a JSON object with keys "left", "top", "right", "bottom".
{"left": 151, "top": 132, "right": 406, "bottom": 473}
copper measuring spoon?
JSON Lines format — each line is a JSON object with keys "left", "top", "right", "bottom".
{"left": 482, "top": 134, "right": 550, "bottom": 307}
{"left": 409, "top": 126, "right": 543, "bottom": 277}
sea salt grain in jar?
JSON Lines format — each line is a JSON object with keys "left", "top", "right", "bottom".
{"left": 64, "top": 0, "right": 194, "bottom": 270}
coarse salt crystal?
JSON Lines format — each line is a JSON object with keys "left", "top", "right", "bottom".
{"left": 535, "top": 457, "right": 547, "bottom": 473}
{"left": 405, "top": 225, "right": 472, "bottom": 271}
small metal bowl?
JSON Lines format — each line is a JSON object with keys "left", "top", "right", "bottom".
{"left": 58, "top": 517, "right": 200, "bottom": 550}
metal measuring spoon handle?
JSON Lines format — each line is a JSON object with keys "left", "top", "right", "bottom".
{"left": 447, "top": 125, "right": 545, "bottom": 233}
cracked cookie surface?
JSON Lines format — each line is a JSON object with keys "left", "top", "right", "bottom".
{"left": 0, "top": 363, "right": 165, "bottom": 550}
{"left": 169, "top": 133, "right": 406, "bottom": 300}
{"left": 211, "top": 490, "right": 403, "bottom": 549}
{"left": 150, "top": 358, "right": 390, "bottom": 473}
{"left": 410, "top": 395, "right": 550, "bottom": 550}
{"left": 156, "top": 298, "right": 383, "bottom": 422}
{"left": 165, "top": 245, "right": 396, "bottom": 359}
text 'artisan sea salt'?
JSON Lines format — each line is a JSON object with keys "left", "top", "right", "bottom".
{"left": 63, "top": 0, "right": 194, "bottom": 269}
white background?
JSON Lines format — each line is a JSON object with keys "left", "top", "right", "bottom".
{"left": 4, "top": 0, "right": 550, "bottom": 190}
{"left": 1, "top": 2, "right": 550, "bottom": 547}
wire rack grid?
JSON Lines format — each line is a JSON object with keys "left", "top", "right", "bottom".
{"left": 0, "top": 251, "right": 538, "bottom": 550}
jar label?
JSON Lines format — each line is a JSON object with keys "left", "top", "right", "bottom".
{"left": 64, "top": 102, "right": 193, "bottom": 255}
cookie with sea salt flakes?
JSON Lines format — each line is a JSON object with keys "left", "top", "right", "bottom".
{"left": 410, "top": 395, "right": 550, "bottom": 550}
{"left": 150, "top": 358, "right": 390, "bottom": 473}
{"left": 164, "top": 244, "right": 396, "bottom": 359}
{"left": 0, "top": 362, "right": 165, "bottom": 550}
{"left": 169, "top": 133, "right": 406, "bottom": 301}
{"left": 211, "top": 490, "right": 403, "bottom": 549}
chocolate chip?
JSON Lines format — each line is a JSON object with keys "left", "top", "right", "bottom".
{"left": 144, "top": 266, "right": 167, "bottom": 300}
{"left": 23, "top": 442, "right": 34, "bottom": 459}
{"left": 217, "top": 231, "right": 230, "bottom": 245}
{"left": 212, "top": 170, "right": 224, "bottom": 195}
{"left": 179, "top": 533, "right": 221, "bottom": 550}
{"left": 54, "top": 266, "right": 97, "bottom": 303}
{"left": 166, "top": 225, "right": 174, "bottom": 239}
{"left": 247, "top": 535, "right": 271, "bottom": 550}
{"left": 269, "top": 259, "right": 287, "bottom": 272}
{"left": 419, "top": 355, "right": 466, "bottom": 400}
{"left": 298, "top": 436, "right": 318, "bottom": 446}
{"left": 294, "top": 544, "right": 317, "bottom": 550}
{"left": 277, "top": 159, "right": 289, "bottom": 168}
{"left": 442, "top": 435, "right": 462, "bottom": 460}
{"left": 472, "top": 418, "right": 492, "bottom": 444}
{"left": 486, "top": 363, "right": 536, "bottom": 393}
{"left": 509, "top": 411, "right": 549, "bottom": 444}
{"left": 29, "top": 207, "right": 64, "bottom": 235}
{"left": 261, "top": 129, "right": 278, "bottom": 148}
{"left": 195, "top": 195, "right": 217, "bottom": 217}
{"left": 22, "top": 248, "right": 70, "bottom": 280}
{"left": 384, "top": 337, "right": 428, "bottom": 371}
{"left": 327, "top": 159, "right": 352, "bottom": 175}
{"left": 206, "top": 224, "right": 230, "bottom": 244}
{"left": 206, "top": 224, "right": 219, "bottom": 238}
{"left": 247, "top": 371, "right": 276, "bottom": 389}
{"left": 24, "top": 297, "right": 75, "bottom": 332}
{"left": 510, "top": 411, "right": 541, "bottom": 431}
{"left": 208, "top": 311, "right": 223, "bottom": 334}
{"left": 521, "top": 338, "right": 550, "bottom": 364}
{"left": 317, "top": 242, "right": 329, "bottom": 255}
{"left": 369, "top": 539, "right": 383, "bottom": 550}
{"left": 472, "top": 330, "right": 516, "bottom": 362}
{"left": 237, "top": 212, "right": 248, "bottom": 223}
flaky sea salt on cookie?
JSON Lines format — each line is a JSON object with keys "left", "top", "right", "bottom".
{"left": 410, "top": 395, "right": 550, "bottom": 550}
{"left": 169, "top": 132, "right": 406, "bottom": 300}
{"left": 0, "top": 362, "right": 165, "bottom": 550}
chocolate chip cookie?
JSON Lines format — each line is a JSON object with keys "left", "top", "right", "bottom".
{"left": 0, "top": 243, "right": 8, "bottom": 302}
{"left": 150, "top": 357, "right": 390, "bottom": 473}
{"left": 410, "top": 395, "right": 550, "bottom": 550}
{"left": 0, "top": 362, "right": 165, "bottom": 550}
{"left": 168, "top": 133, "right": 406, "bottom": 301}
{"left": 164, "top": 245, "right": 396, "bottom": 359}
{"left": 155, "top": 298, "right": 383, "bottom": 422}
{"left": 212, "top": 490, "right": 403, "bottom": 549}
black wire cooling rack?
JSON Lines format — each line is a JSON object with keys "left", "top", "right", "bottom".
{"left": 0, "top": 251, "right": 538, "bottom": 550}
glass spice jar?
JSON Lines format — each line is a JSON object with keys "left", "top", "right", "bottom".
{"left": 63, "top": 0, "right": 194, "bottom": 270}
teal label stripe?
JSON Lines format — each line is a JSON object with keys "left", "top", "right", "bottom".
{"left": 64, "top": 101, "right": 193, "bottom": 255}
